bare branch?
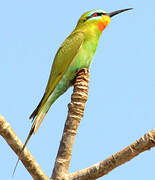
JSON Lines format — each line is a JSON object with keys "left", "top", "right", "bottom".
{"left": 51, "top": 68, "right": 89, "bottom": 180}
{"left": 69, "top": 129, "right": 155, "bottom": 180}
{"left": 0, "top": 115, "right": 49, "bottom": 180}
{"left": 1, "top": 68, "right": 155, "bottom": 180}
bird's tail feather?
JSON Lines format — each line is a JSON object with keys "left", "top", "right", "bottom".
{"left": 12, "top": 109, "right": 47, "bottom": 176}
{"left": 31, "top": 95, "right": 53, "bottom": 134}
{"left": 29, "top": 93, "right": 45, "bottom": 120}
{"left": 33, "top": 112, "right": 46, "bottom": 134}
{"left": 12, "top": 93, "right": 53, "bottom": 176}
{"left": 12, "top": 95, "right": 47, "bottom": 176}
{"left": 12, "top": 126, "right": 34, "bottom": 177}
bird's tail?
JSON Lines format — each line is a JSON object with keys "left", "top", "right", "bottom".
{"left": 29, "top": 92, "right": 51, "bottom": 134}
{"left": 12, "top": 126, "right": 35, "bottom": 177}
{"left": 12, "top": 94, "right": 50, "bottom": 176}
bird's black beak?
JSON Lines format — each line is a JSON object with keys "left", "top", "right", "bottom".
{"left": 107, "top": 8, "right": 133, "bottom": 18}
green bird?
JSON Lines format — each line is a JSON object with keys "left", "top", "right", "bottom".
{"left": 13, "top": 8, "right": 132, "bottom": 174}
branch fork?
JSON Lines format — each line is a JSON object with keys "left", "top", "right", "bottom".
{"left": 0, "top": 68, "right": 155, "bottom": 180}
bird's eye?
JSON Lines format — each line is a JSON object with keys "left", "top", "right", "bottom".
{"left": 84, "top": 12, "right": 106, "bottom": 22}
{"left": 91, "top": 12, "right": 106, "bottom": 18}
{"left": 92, "top": 13, "right": 98, "bottom": 17}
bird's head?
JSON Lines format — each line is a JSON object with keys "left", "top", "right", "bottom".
{"left": 76, "top": 8, "right": 133, "bottom": 33}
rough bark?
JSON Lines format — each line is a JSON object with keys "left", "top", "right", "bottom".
{"left": 0, "top": 114, "right": 49, "bottom": 180}
{"left": 51, "top": 68, "right": 89, "bottom": 180}
{"left": 69, "top": 129, "right": 155, "bottom": 180}
{"left": 0, "top": 68, "right": 155, "bottom": 180}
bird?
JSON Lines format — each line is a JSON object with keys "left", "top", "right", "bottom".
{"left": 13, "top": 8, "right": 133, "bottom": 175}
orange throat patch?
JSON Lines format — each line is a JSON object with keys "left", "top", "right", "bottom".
{"left": 97, "top": 21, "right": 108, "bottom": 33}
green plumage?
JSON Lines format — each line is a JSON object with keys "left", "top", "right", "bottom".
{"left": 13, "top": 8, "right": 132, "bottom": 175}
{"left": 30, "top": 20, "right": 102, "bottom": 133}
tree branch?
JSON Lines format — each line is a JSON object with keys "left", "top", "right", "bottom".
{"left": 0, "top": 115, "right": 49, "bottom": 180}
{"left": 69, "top": 129, "right": 155, "bottom": 180}
{"left": 51, "top": 68, "right": 89, "bottom": 180}
{"left": 1, "top": 68, "right": 155, "bottom": 180}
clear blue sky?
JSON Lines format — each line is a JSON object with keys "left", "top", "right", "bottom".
{"left": 0, "top": 0, "right": 155, "bottom": 179}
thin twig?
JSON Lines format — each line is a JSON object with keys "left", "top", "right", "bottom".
{"left": 51, "top": 68, "right": 89, "bottom": 180}
{"left": 0, "top": 115, "right": 49, "bottom": 180}
{"left": 69, "top": 129, "right": 155, "bottom": 180}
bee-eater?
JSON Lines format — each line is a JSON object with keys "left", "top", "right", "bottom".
{"left": 13, "top": 8, "right": 132, "bottom": 174}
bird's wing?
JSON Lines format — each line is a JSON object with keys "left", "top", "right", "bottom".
{"left": 12, "top": 31, "right": 85, "bottom": 176}
{"left": 41, "top": 31, "right": 84, "bottom": 108}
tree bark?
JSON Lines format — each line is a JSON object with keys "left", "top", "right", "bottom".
{"left": 51, "top": 68, "right": 89, "bottom": 180}
{"left": 0, "top": 114, "right": 49, "bottom": 180}
{"left": 0, "top": 68, "right": 155, "bottom": 180}
{"left": 69, "top": 129, "right": 155, "bottom": 180}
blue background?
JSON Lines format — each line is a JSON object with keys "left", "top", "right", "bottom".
{"left": 0, "top": 0, "right": 155, "bottom": 179}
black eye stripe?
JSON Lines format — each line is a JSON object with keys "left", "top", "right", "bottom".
{"left": 96, "top": 12, "right": 106, "bottom": 16}
{"left": 84, "top": 12, "right": 106, "bottom": 22}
